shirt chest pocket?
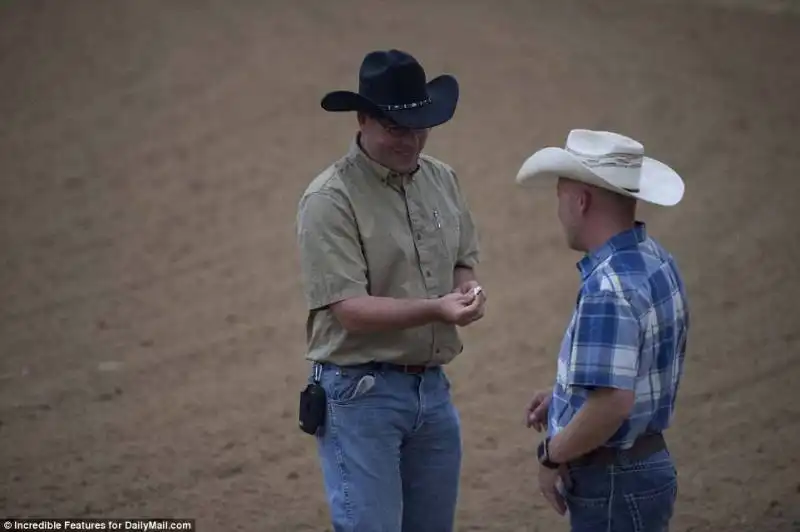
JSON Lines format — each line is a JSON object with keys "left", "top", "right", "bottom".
{"left": 431, "top": 207, "right": 461, "bottom": 263}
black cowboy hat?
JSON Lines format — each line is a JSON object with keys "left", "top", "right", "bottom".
{"left": 320, "top": 49, "right": 459, "bottom": 130}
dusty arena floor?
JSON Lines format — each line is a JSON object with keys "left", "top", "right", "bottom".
{"left": 1, "top": 1, "right": 799, "bottom": 530}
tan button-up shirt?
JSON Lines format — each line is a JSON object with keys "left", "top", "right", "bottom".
{"left": 296, "top": 135, "right": 480, "bottom": 366}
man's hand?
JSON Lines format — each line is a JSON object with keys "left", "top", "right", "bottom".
{"left": 452, "top": 280, "right": 486, "bottom": 323}
{"left": 454, "top": 279, "right": 487, "bottom": 303}
{"left": 436, "top": 292, "right": 482, "bottom": 326}
{"left": 538, "top": 462, "right": 571, "bottom": 516}
{"left": 526, "top": 390, "right": 551, "bottom": 432}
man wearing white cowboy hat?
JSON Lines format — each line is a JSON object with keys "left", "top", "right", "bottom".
{"left": 295, "top": 49, "right": 485, "bottom": 531}
{"left": 516, "top": 129, "right": 690, "bottom": 530}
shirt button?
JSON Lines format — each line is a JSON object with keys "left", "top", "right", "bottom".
{"left": 416, "top": 233, "right": 421, "bottom": 241}
{"left": 426, "top": 270, "right": 431, "bottom": 277}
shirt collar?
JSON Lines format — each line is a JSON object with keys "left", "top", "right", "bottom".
{"left": 577, "top": 221, "right": 648, "bottom": 280}
{"left": 347, "top": 134, "right": 420, "bottom": 187}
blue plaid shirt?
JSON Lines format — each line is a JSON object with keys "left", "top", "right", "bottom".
{"left": 548, "top": 222, "right": 690, "bottom": 449}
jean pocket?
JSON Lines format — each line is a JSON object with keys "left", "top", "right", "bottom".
{"left": 565, "top": 489, "right": 609, "bottom": 509}
{"left": 324, "top": 368, "right": 379, "bottom": 406}
{"left": 624, "top": 477, "right": 677, "bottom": 532}
{"left": 564, "top": 490, "right": 609, "bottom": 531}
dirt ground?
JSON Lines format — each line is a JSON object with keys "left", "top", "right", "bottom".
{"left": 1, "top": 1, "right": 799, "bottom": 530}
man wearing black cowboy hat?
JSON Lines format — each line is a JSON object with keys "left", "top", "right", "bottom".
{"left": 295, "top": 49, "right": 485, "bottom": 531}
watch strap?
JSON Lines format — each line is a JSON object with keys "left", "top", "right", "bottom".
{"left": 537, "top": 437, "right": 560, "bottom": 469}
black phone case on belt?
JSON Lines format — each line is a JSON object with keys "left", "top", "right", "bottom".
{"left": 298, "top": 382, "right": 327, "bottom": 436}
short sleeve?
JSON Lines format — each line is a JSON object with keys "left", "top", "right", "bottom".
{"left": 567, "top": 291, "right": 641, "bottom": 390}
{"left": 451, "top": 170, "right": 480, "bottom": 269}
{"left": 296, "top": 190, "right": 369, "bottom": 310}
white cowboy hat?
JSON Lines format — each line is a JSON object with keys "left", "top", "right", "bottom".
{"left": 515, "top": 129, "right": 685, "bottom": 206}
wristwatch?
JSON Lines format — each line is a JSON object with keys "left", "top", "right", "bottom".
{"left": 537, "top": 437, "right": 560, "bottom": 470}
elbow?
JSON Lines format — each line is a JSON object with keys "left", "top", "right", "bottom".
{"left": 339, "top": 316, "right": 368, "bottom": 334}
{"left": 330, "top": 299, "right": 369, "bottom": 333}
{"left": 590, "top": 387, "right": 635, "bottom": 422}
{"left": 609, "top": 389, "right": 636, "bottom": 420}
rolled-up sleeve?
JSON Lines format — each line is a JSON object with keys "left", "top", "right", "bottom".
{"left": 567, "top": 291, "right": 641, "bottom": 390}
{"left": 296, "top": 190, "right": 369, "bottom": 310}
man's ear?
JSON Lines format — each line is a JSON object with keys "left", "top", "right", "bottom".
{"left": 578, "top": 187, "right": 592, "bottom": 215}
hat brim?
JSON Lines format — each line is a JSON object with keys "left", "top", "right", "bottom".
{"left": 515, "top": 147, "right": 685, "bottom": 206}
{"left": 320, "top": 74, "right": 459, "bottom": 129}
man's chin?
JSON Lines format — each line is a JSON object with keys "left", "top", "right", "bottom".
{"left": 393, "top": 161, "right": 417, "bottom": 174}
{"left": 564, "top": 233, "right": 580, "bottom": 252}
{"left": 390, "top": 153, "right": 418, "bottom": 170}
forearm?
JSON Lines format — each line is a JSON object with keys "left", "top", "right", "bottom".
{"left": 453, "top": 266, "right": 477, "bottom": 291}
{"left": 548, "top": 389, "right": 633, "bottom": 464}
{"left": 331, "top": 296, "right": 442, "bottom": 333}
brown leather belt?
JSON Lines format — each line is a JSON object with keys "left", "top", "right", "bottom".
{"left": 374, "top": 362, "right": 430, "bottom": 374}
{"left": 570, "top": 432, "right": 667, "bottom": 467}
{"left": 333, "top": 361, "right": 433, "bottom": 375}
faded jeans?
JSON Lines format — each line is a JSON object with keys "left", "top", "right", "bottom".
{"left": 564, "top": 448, "right": 678, "bottom": 532}
{"left": 312, "top": 362, "right": 461, "bottom": 532}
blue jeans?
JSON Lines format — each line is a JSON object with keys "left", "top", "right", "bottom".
{"left": 564, "top": 448, "right": 678, "bottom": 532}
{"left": 313, "top": 362, "right": 461, "bottom": 532}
